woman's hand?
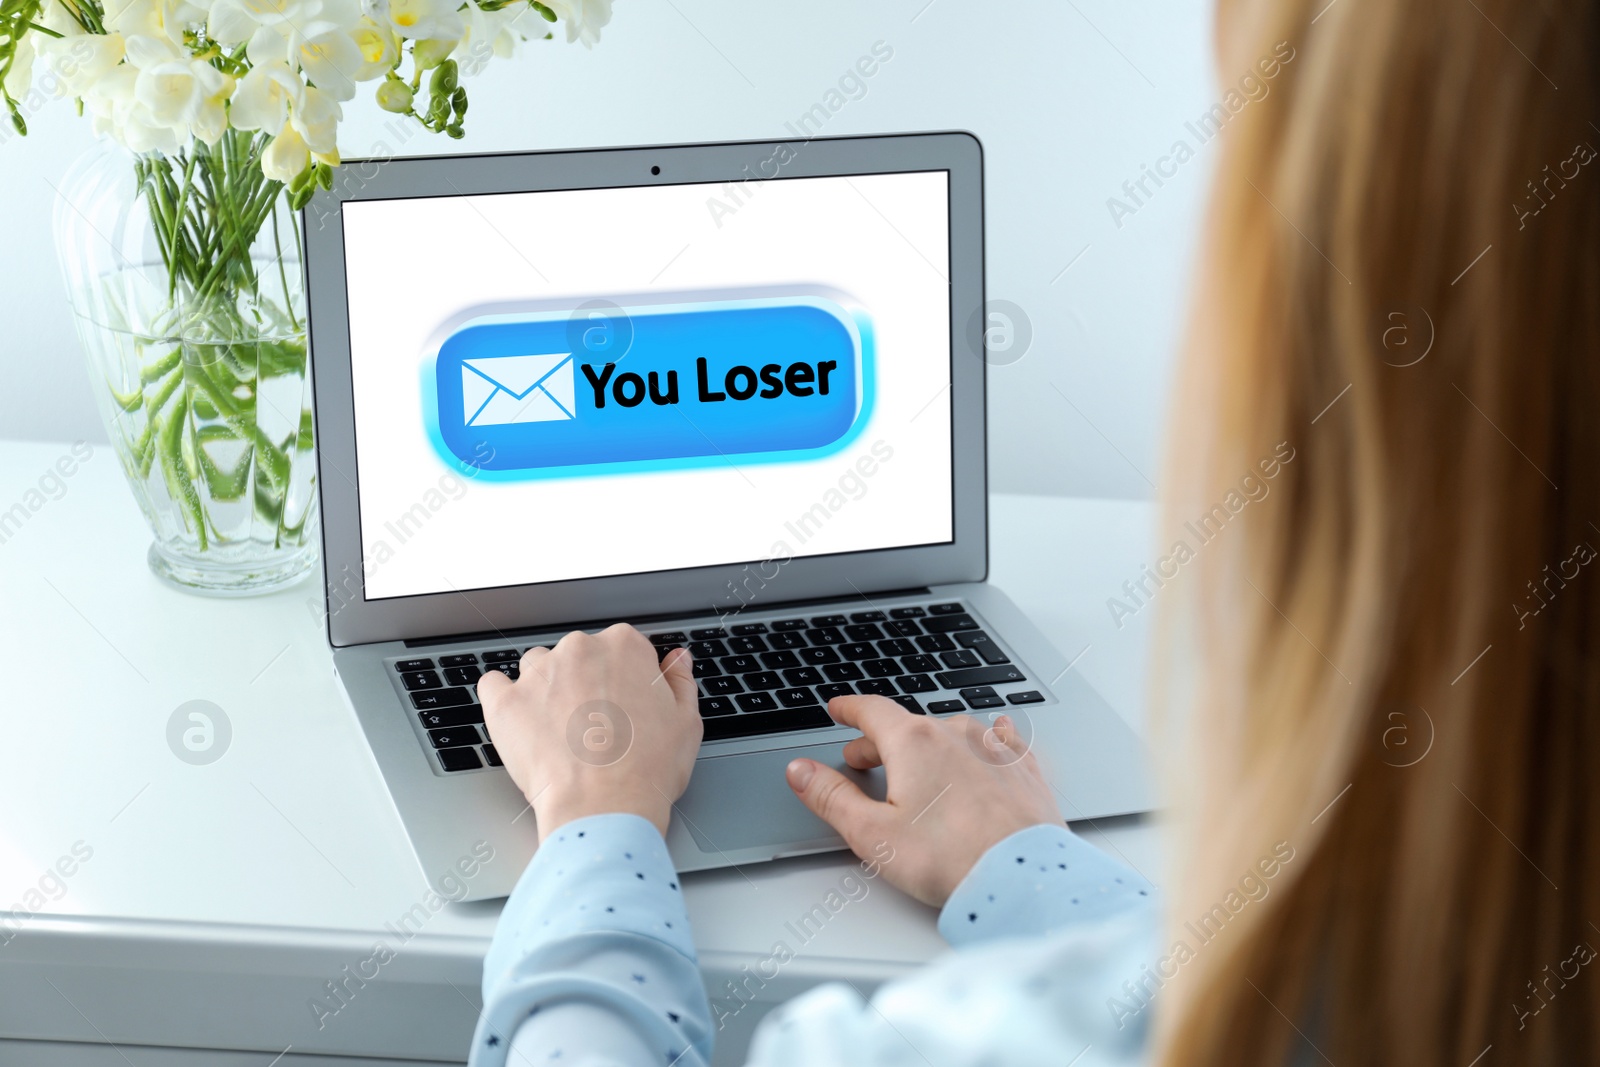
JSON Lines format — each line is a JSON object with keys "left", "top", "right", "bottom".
{"left": 478, "top": 624, "right": 702, "bottom": 842}
{"left": 786, "top": 696, "right": 1063, "bottom": 907}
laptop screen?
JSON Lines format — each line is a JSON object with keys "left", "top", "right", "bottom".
{"left": 340, "top": 169, "right": 955, "bottom": 601}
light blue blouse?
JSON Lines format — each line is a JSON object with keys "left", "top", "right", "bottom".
{"left": 472, "top": 814, "right": 1158, "bottom": 1067}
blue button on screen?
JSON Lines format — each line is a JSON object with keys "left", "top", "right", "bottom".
{"left": 429, "top": 296, "right": 872, "bottom": 476}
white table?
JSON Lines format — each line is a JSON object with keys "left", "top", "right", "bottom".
{"left": 0, "top": 438, "right": 1162, "bottom": 1066}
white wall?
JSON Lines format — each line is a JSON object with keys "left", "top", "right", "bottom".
{"left": 0, "top": 0, "right": 1217, "bottom": 499}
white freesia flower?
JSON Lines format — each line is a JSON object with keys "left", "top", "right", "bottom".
{"left": 290, "top": 26, "right": 364, "bottom": 99}
{"left": 349, "top": 17, "right": 399, "bottom": 80}
{"left": 83, "top": 64, "right": 185, "bottom": 153}
{"left": 289, "top": 83, "right": 341, "bottom": 156}
{"left": 102, "top": 0, "right": 190, "bottom": 46}
{"left": 209, "top": 0, "right": 360, "bottom": 47}
{"left": 36, "top": 34, "right": 127, "bottom": 99}
{"left": 2, "top": 33, "right": 35, "bottom": 99}
{"left": 227, "top": 58, "right": 305, "bottom": 132}
{"left": 544, "top": 0, "right": 610, "bottom": 48}
{"left": 384, "top": 0, "right": 463, "bottom": 42}
{"left": 133, "top": 51, "right": 233, "bottom": 145}
{"left": 261, "top": 119, "right": 309, "bottom": 181}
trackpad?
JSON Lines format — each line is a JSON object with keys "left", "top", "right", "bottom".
{"left": 677, "top": 741, "right": 886, "bottom": 854}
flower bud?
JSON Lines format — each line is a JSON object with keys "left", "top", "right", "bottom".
{"left": 430, "top": 58, "right": 458, "bottom": 96}
{"left": 412, "top": 38, "right": 454, "bottom": 70}
{"left": 375, "top": 79, "right": 413, "bottom": 113}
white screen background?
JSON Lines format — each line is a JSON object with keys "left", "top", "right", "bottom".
{"left": 342, "top": 170, "right": 953, "bottom": 600}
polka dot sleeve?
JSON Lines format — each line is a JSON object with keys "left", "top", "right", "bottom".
{"left": 936, "top": 823, "right": 1157, "bottom": 948}
{"left": 471, "top": 813, "right": 711, "bottom": 1067}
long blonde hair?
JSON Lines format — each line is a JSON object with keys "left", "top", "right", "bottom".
{"left": 1153, "top": 0, "right": 1600, "bottom": 1063}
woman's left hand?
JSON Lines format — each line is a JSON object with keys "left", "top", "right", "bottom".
{"left": 478, "top": 624, "right": 702, "bottom": 841}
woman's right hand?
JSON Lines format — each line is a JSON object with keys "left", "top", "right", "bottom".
{"left": 785, "top": 695, "right": 1064, "bottom": 908}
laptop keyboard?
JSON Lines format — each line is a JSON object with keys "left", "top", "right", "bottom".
{"left": 390, "top": 601, "right": 1048, "bottom": 773}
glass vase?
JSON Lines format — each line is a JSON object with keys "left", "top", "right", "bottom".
{"left": 53, "top": 132, "right": 318, "bottom": 596}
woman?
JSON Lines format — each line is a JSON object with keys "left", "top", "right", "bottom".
{"left": 468, "top": 0, "right": 1600, "bottom": 1062}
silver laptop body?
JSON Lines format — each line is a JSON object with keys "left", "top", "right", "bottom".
{"left": 303, "top": 132, "right": 1151, "bottom": 902}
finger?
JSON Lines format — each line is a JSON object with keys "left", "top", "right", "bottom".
{"left": 518, "top": 644, "right": 552, "bottom": 682}
{"left": 476, "top": 666, "right": 512, "bottom": 709}
{"left": 786, "top": 758, "right": 885, "bottom": 850}
{"left": 825, "top": 694, "right": 914, "bottom": 740}
{"left": 840, "top": 733, "right": 883, "bottom": 771}
{"left": 660, "top": 647, "right": 698, "bottom": 709}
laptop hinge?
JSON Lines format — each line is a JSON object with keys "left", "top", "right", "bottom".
{"left": 402, "top": 586, "right": 936, "bottom": 649}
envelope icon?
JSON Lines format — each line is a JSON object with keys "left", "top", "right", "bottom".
{"left": 461, "top": 352, "right": 576, "bottom": 426}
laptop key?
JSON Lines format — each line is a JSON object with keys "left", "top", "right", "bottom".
{"left": 856, "top": 679, "right": 898, "bottom": 697}
{"left": 730, "top": 622, "right": 769, "bottom": 635}
{"left": 844, "top": 623, "right": 884, "bottom": 642}
{"left": 800, "top": 646, "right": 840, "bottom": 665}
{"left": 401, "top": 670, "right": 442, "bottom": 691}
{"left": 439, "top": 653, "right": 478, "bottom": 667}
{"left": 850, "top": 610, "right": 887, "bottom": 623}
{"left": 437, "top": 747, "right": 483, "bottom": 772}
{"left": 955, "top": 630, "right": 1011, "bottom": 665}
{"left": 863, "top": 658, "right": 903, "bottom": 678}
{"left": 922, "top": 614, "right": 980, "bottom": 634}
{"left": 928, "top": 699, "right": 966, "bottom": 713}
{"left": 395, "top": 658, "right": 434, "bottom": 672}
{"left": 916, "top": 633, "right": 957, "bottom": 653}
{"left": 964, "top": 694, "right": 1005, "bottom": 709}
{"left": 839, "top": 642, "right": 877, "bottom": 661}
{"left": 941, "top": 649, "right": 982, "bottom": 669}
{"left": 689, "top": 639, "right": 728, "bottom": 658}
{"left": 810, "top": 614, "right": 847, "bottom": 627}
{"left": 735, "top": 691, "right": 780, "bottom": 713}
{"left": 771, "top": 618, "right": 809, "bottom": 631}
{"left": 482, "top": 744, "right": 503, "bottom": 767}
{"left": 823, "top": 662, "right": 865, "bottom": 682}
{"left": 783, "top": 667, "right": 824, "bottom": 686}
{"left": 418, "top": 707, "right": 484, "bottom": 729}
{"left": 890, "top": 695, "right": 925, "bottom": 714}
{"left": 877, "top": 638, "right": 916, "bottom": 657}
{"left": 890, "top": 606, "right": 927, "bottom": 619}
{"left": 884, "top": 619, "right": 922, "bottom": 637}
{"left": 692, "top": 658, "right": 722, "bottom": 679}
{"left": 484, "top": 662, "right": 520, "bottom": 681}
{"left": 649, "top": 632, "right": 688, "bottom": 645}
{"left": 768, "top": 631, "right": 809, "bottom": 650}
{"left": 482, "top": 649, "right": 520, "bottom": 662}
{"left": 936, "top": 665, "right": 1027, "bottom": 688}
{"left": 728, "top": 635, "right": 768, "bottom": 654}
{"left": 776, "top": 687, "right": 820, "bottom": 708}
{"left": 903, "top": 654, "right": 940, "bottom": 674}
{"left": 816, "top": 682, "right": 855, "bottom": 702}
{"left": 704, "top": 676, "right": 744, "bottom": 696}
{"left": 691, "top": 627, "right": 728, "bottom": 640}
{"left": 699, "top": 696, "right": 737, "bottom": 717}
{"left": 703, "top": 705, "right": 833, "bottom": 741}
{"left": 807, "top": 626, "right": 845, "bottom": 645}
{"left": 929, "top": 602, "right": 965, "bottom": 615}
{"left": 759, "top": 650, "right": 801, "bottom": 670}
{"left": 743, "top": 671, "right": 783, "bottom": 691}
{"left": 411, "top": 688, "right": 474, "bottom": 710}
{"left": 898, "top": 674, "right": 937, "bottom": 694}
{"left": 721, "top": 654, "right": 760, "bottom": 674}
{"left": 1007, "top": 690, "right": 1045, "bottom": 705}
{"left": 429, "top": 726, "right": 480, "bottom": 749}
{"left": 655, "top": 643, "right": 684, "bottom": 662}
{"left": 443, "top": 665, "right": 482, "bottom": 687}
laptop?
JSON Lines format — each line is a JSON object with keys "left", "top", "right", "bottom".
{"left": 303, "top": 131, "right": 1151, "bottom": 902}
